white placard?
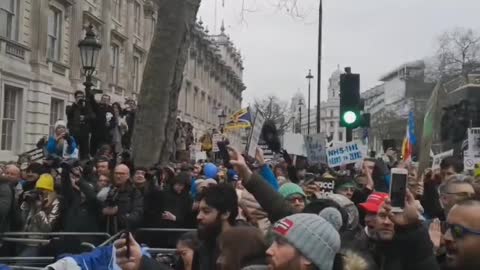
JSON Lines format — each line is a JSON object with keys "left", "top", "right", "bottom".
{"left": 212, "top": 134, "right": 223, "bottom": 152}
{"left": 304, "top": 133, "right": 326, "bottom": 164}
{"left": 195, "top": 151, "right": 207, "bottom": 161}
{"left": 283, "top": 133, "right": 307, "bottom": 156}
{"left": 326, "top": 141, "right": 364, "bottom": 167}
{"left": 432, "top": 149, "right": 454, "bottom": 170}
{"left": 468, "top": 128, "right": 480, "bottom": 156}
{"left": 247, "top": 109, "right": 266, "bottom": 157}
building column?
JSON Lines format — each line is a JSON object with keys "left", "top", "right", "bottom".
{"left": 30, "top": 0, "right": 49, "bottom": 70}
{"left": 69, "top": 0, "right": 84, "bottom": 92}
{"left": 98, "top": 0, "right": 112, "bottom": 86}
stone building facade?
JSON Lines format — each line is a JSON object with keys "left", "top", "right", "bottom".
{"left": 0, "top": 0, "right": 244, "bottom": 161}
{"left": 177, "top": 21, "right": 245, "bottom": 144}
{"left": 291, "top": 67, "right": 346, "bottom": 144}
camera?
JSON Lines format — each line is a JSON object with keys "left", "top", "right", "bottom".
{"left": 24, "top": 190, "right": 42, "bottom": 203}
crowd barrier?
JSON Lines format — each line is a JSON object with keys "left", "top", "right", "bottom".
{"left": 1, "top": 228, "right": 194, "bottom": 268}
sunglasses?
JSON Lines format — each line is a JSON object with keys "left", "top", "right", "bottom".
{"left": 287, "top": 196, "right": 305, "bottom": 203}
{"left": 446, "top": 223, "right": 480, "bottom": 239}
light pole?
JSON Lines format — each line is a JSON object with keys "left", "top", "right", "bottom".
{"left": 78, "top": 24, "right": 102, "bottom": 96}
{"left": 316, "top": 0, "right": 323, "bottom": 134}
{"left": 306, "top": 69, "right": 314, "bottom": 135}
{"left": 218, "top": 110, "right": 227, "bottom": 133}
{"left": 298, "top": 99, "right": 304, "bottom": 134}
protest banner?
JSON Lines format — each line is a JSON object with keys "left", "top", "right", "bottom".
{"left": 246, "top": 107, "right": 266, "bottom": 157}
{"left": 326, "top": 141, "right": 364, "bottom": 167}
{"left": 431, "top": 149, "right": 453, "bottom": 170}
{"left": 283, "top": 133, "right": 307, "bottom": 156}
{"left": 304, "top": 133, "right": 326, "bottom": 164}
{"left": 316, "top": 178, "right": 335, "bottom": 197}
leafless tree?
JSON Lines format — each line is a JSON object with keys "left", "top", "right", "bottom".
{"left": 427, "top": 27, "right": 480, "bottom": 82}
{"left": 254, "top": 95, "right": 292, "bottom": 135}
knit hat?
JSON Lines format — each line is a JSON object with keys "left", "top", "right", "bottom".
{"left": 359, "top": 192, "right": 389, "bottom": 214}
{"left": 334, "top": 177, "right": 357, "bottom": 191}
{"left": 36, "top": 174, "right": 55, "bottom": 192}
{"left": 54, "top": 120, "right": 67, "bottom": 130}
{"left": 328, "top": 194, "right": 360, "bottom": 230}
{"left": 278, "top": 183, "right": 306, "bottom": 199}
{"left": 272, "top": 214, "right": 340, "bottom": 270}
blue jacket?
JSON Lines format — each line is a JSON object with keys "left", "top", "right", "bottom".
{"left": 46, "top": 136, "right": 79, "bottom": 159}
{"left": 259, "top": 165, "right": 279, "bottom": 191}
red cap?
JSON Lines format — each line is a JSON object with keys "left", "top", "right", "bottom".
{"left": 359, "top": 192, "right": 389, "bottom": 214}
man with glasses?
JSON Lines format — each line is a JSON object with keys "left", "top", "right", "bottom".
{"left": 278, "top": 183, "right": 306, "bottom": 213}
{"left": 439, "top": 177, "right": 475, "bottom": 217}
{"left": 444, "top": 199, "right": 480, "bottom": 270}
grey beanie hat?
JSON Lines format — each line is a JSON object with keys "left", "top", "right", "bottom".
{"left": 328, "top": 194, "right": 360, "bottom": 230}
{"left": 272, "top": 213, "right": 340, "bottom": 270}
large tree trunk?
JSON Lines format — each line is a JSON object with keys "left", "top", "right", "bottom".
{"left": 132, "top": 0, "right": 201, "bottom": 167}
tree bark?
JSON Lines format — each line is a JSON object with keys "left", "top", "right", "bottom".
{"left": 132, "top": 0, "right": 201, "bottom": 167}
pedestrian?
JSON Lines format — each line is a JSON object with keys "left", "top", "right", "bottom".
{"left": 176, "top": 232, "right": 200, "bottom": 270}
{"left": 66, "top": 90, "right": 94, "bottom": 160}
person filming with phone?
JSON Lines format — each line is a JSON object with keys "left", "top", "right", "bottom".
{"left": 359, "top": 167, "right": 439, "bottom": 270}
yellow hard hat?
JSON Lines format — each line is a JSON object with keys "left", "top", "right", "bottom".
{"left": 35, "top": 174, "right": 54, "bottom": 192}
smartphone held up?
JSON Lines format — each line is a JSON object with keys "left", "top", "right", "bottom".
{"left": 389, "top": 168, "right": 408, "bottom": 213}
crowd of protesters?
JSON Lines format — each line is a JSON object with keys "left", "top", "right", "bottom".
{"left": 0, "top": 96, "right": 480, "bottom": 270}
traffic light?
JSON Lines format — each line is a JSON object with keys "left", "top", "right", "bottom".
{"left": 340, "top": 69, "right": 361, "bottom": 128}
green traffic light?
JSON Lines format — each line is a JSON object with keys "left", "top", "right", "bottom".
{"left": 343, "top": 111, "right": 357, "bottom": 124}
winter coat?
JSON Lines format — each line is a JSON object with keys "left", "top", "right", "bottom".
{"left": 66, "top": 102, "right": 93, "bottom": 136}
{"left": 144, "top": 187, "right": 194, "bottom": 228}
{"left": 104, "top": 183, "right": 144, "bottom": 233}
{"left": 21, "top": 197, "right": 61, "bottom": 235}
{"left": 46, "top": 136, "right": 79, "bottom": 160}
{"left": 367, "top": 224, "right": 440, "bottom": 270}
{"left": 60, "top": 174, "right": 101, "bottom": 232}
{"left": 0, "top": 180, "right": 13, "bottom": 233}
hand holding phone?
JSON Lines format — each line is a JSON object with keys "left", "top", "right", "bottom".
{"left": 389, "top": 168, "right": 408, "bottom": 212}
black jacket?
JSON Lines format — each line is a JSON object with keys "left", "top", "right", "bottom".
{"left": 104, "top": 183, "right": 144, "bottom": 233}
{"left": 66, "top": 102, "right": 93, "bottom": 135}
{"left": 145, "top": 187, "right": 194, "bottom": 229}
{"left": 368, "top": 224, "right": 440, "bottom": 270}
{"left": 60, "top": 173, "right": 101, "bottom": 232}
{"left": 0, "top": 179, "right": 13, "bottom": 233}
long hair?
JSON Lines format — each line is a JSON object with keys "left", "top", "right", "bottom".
{"left": 219, "top": 227, "right": 267, "bottom": 270}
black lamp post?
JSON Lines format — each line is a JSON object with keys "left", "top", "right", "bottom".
{"left": 78, "top": 24, "right": 102, "bottom": 96}
{"left": 298, "top": 99, "right": 304, "bottom": 134}
{"left": 306, "top": 69, "right": 314, "bottom": 135}
{"left": 218, "top": 110, "right": 227, "bottom": 133}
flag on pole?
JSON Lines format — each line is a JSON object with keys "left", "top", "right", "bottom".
{"left": 418, "top": 80, "right": 446, "bottom": 174}
{"left": 402, "top": 111, "right": 416, "bottom": 161}
{"left": 224, "top": 108, "right": 252, "bottom": 130}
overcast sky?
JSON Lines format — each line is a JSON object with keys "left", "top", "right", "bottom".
{"left": 198, "top": 0, "right": 480, "bottom": 106}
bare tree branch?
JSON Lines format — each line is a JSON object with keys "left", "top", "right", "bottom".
{"left": 254, "top": 95, "right": 292, "bottom": 135}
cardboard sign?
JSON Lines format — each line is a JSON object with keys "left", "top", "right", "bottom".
{"left": 316, "top": 178, "right": 335, "bottom": 197}
{"left": 247, "top": 108, "right": 266, "bottom": 157}
{"left": 304, "top": 133, "right": 326, "bottom": 164}
{"left": 283, "top": 133, "right": 307, "bottom": 156}
{"left": 212, "top": 134, "right": 223, "bottom": 152}
{"left": 326, "top": 141, "right": 364, "bottom": 167}
{"left": 432, "top": 149, "right": 454, "bottom": 170}
{"left": 468, "top": 128, "right": 480, "bottom": 156}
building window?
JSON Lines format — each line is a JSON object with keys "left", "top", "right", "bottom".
{"left": 0, "top": 0, "right": 18, "bottom": 40}
{"left": 151, "top": 17, "right": 156, "bottom": 37}
{"left": 134, "top": 1, "right": 141, "bottom": 35}
{"left": 133, "top": 56, "right": 140, "bottom": 92}
{"left": 47, "top": 7, "right": 62, "bottom": 61}
{"left": 338, "top": 131, "right": 343, "bottom": 141}
{"left": 112, "top": 0, "right": 121, "bottom": 21}
{"left": 49, "top": 98, "right": 64, "bottom": 135}
{"left": 330, "top": 110, "right": 334, "bottom": 117}
{"left": 184, "top": 85, "right": 189, "bottom": 114}
{"left": 330, "top": 121, "right": 334, "bottom": 128}
{"left": 1, "top": 85, "right": 20, "bottom": 151}
{"left": 193, "top": 89, "right": 198, "bottom": 115}
{"left": 110, "top": 44, "right": 120, "bottom": 85}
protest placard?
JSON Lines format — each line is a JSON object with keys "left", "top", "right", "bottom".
{"left": 326, "top": 141, "right": 364, "bottom": 167}
{"left": 432, "top": 149, "right": 453, "bottom": 170}
{"left": 247, "top": 107, "right": 266, "bottom": 157}
{"left": 212, "top": 134, "right": 223, "bottom": 152}
{"left": 304, "top": 133, "right": 326, "bottom": 164}
{"left": 283, "top": 133, "right": 307, "bottom": 156}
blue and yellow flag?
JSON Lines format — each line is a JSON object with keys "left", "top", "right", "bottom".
{"left": 224, "top": 108, "right": 252, "bottom": 130}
